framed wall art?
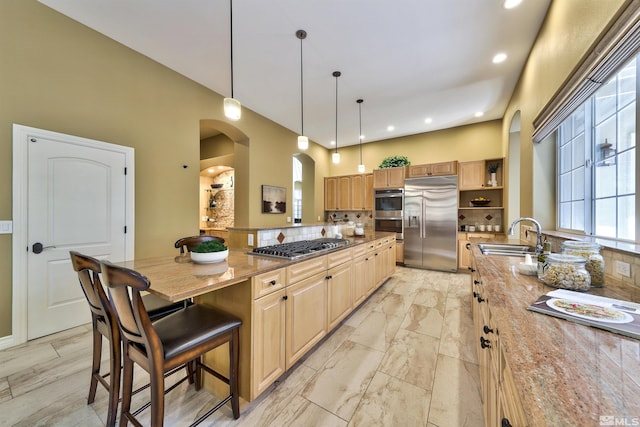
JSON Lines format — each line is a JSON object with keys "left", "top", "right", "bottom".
{"left": 261, "top": 185, "right": 286, "bottom": 214}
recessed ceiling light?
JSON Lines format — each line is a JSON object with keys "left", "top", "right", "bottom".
{"left": 503, "top": 0, "right": 522, "bottom": 9}
{"left": 475, "top": 111, "right": 484, "bottom": 118}
{"left": 424, "top": 117, "right": 433, "bottom": 124}
{"left": 492, "top": 53, "right": 507, "bottom": 64}
{"left": 387, "top": 125, "right": 395, "bottom": 131}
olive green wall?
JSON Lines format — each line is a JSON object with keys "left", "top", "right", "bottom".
{"left": 501, "top": 0, "right": 630, "bottom": 226}
{"left": 329, "top": 120, "right": 503, "bottom": 176}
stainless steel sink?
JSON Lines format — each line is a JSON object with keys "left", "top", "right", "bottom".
{"left": 477, "top": 243, "right": 537, "bottom": 257}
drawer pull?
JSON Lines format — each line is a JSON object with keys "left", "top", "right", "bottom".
{"left": 480, "top": 337, "right": 491, "bottom": 349}
{"left": 476, "top": 296, "right": 485, "bottom": 303}
{"left": 501, "top": 418, "right": 513, "bottom": 427}
{"left": 270, "top": 280, "right": 277, "bottom": 286}
{"left": 473, "top": 279, "right": 481, "bottom": 285}
{"left": 483, "top": 325, "right": 494, "bottom": 334}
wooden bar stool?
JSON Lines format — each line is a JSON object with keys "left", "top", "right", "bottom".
{"left": 174, "top": 235, "right": 224, "bottom": 254}
{"left": 70, "top": 251, "right": 188, "bottom": 426}
{"left": 100, "top": 260, "right": 241, "bottom": 427}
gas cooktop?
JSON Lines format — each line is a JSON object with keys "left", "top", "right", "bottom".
{"left": 249, "top": 238, "right": 350, "bottom": 260}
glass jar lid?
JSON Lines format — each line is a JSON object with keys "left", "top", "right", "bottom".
{"left": 561, "top": 241, "right": 601, "bottom": 251}
{"left": 545, "top": 253, "right": 587, "bottom": 265}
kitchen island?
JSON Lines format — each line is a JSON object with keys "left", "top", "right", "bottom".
{"left": 118, "top": 232, "right": 397, "bottom": 404}
{"left": 468, "top": 239, "right": 640, "bottom": 426}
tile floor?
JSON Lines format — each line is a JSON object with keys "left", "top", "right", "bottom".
{"left": 0, "top": 267, "right": 483, "bottom": 426}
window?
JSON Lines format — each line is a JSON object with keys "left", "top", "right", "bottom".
{"left": 557, "top": 54, "right": 637, "bottom": 242}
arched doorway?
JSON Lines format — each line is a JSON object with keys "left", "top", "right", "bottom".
{"left": 200, "top": 119, "right": 250, "bottom": 229}
{"left": 293, "top": 152, "right": 316, "bottom": 224}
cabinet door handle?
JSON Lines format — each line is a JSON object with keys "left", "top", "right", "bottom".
{"left": 465, "top": 243, "right": 471, "bottom": 250}
{"left": 480, "top": 337, "right": 491, "bottom": 349}
{"left": 483, "top": 325, "right": 494, "bottom": 334}
{"left": 282, "top": 295, "right": 288, "bottom": 300}
{"left": 473, "top": 291, "right": 479, "bottom": 298}
{"left": 476, "top": 296, "right": 485, "bottom": 303}
{"left": 501, "top": 418, "right": 513, "bottom": 427}
{"left": 326, "top": 275, "right": 332, "bottom": 280}
{"left": 473, "top": 279, "right": 481, "bottom": 285}
{"left": 468, "top": 267, "right": 476, "bottom": 272}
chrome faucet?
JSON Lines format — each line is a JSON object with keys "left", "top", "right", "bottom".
{"left": 508, "top": 217, "right": 543, "bottom": 254}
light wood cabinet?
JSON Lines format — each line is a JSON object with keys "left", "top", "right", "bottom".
{"left": 471, "top": 250, "right": 528, "bottom": 427}
{"left": 338, "top": 176, "right": 352, "bottom": 210}
{"left": 351, "top": 254, "right": 369, "bottom": 307}
{"left": 252, "top": 289, "right": 286, "bottom": 397}
{"left": 395, "top": 240, "right": 404, "bottom": 264}
{"left": 459, "top": 160, "right": 485, "bottom": 189}
{"left": 373, "top": 167, "right": 405, "bottom": 188}
{"left": 285, "top": 272, "right": 327, "bottom": 368}
{"left": 325, "top": 177, "right": 338, "bottom": 210}
{"left": 407, "top": 161, "right": 458, "bottom": 178}
{"left": 325, "top": 173, "right": 373, "bottom": 211}
{"left": 327, "top": 261, "right": 353, "bottom": 329}
{"left": 350, "top": 173, "right": 374, "bottom": 211}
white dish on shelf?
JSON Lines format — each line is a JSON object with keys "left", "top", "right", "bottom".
{"left": 190, "top": 249, "right": 229, "bottom": 264}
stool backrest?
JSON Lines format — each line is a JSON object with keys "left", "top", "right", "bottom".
{"left": 69, "top": 251, "right": 112, "bottom": 325}
{"left": 174, "top": 235, "right": 224, "bottom": 254}
{"left": 100, "top": 260, "right": 157, "bottom": 351}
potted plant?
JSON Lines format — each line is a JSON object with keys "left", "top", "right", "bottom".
{"left": 379, "top": 155, "right": 410, "bottom": 169}
{"left": 488, "top": 162, "right": 499, "bottom": 187}
{"left": 190, "top": 240, "right": 229, "bottom": 264}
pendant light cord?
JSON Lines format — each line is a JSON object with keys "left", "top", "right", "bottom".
{"left": 300, "top": 34, "right": 304, "bottom": 135}
{"left": 358, "top": 99, "right": 363, "bottom": 163}
{"left": 333, "top": 71, "right": 340, "bottom": 154}
{"left": 229, "top": 0, "right": 234, "bottom": 98}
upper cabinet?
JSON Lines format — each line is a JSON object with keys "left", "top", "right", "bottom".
{"left": 373, "top": 167, "right": 405, "bottom": 189}
{"left": 325, "top": 173, "right": 373, "bottom": 211}
{"left": 459, "top": 158, "right": 503, "bottom": 190}
{"left": 407, "top": 161, "right": 458, "bottom": 178}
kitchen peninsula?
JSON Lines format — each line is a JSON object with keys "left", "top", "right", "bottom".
{"left": 468, "top": 240, "right": 640, "bottom": 426}
{"left": 117, "top": 231, "right": 397, "bottom": 403}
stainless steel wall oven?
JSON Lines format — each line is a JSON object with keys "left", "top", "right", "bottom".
{"left": 374, "top": 188, "right": 404, "bottom": 239}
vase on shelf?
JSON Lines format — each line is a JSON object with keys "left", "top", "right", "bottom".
{"left": 490, "top": 172, "right": 497, "bottom": 187}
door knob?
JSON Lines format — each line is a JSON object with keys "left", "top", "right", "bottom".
{"left": 32, "top": 242, "right": 56, "bottom": 254}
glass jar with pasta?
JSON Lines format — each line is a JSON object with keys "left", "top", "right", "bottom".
{"left": 538, "top": 254, "right": 591, "bottom": 291}
{"left": 561, "top": 241, "right": 605, "bottom": 287}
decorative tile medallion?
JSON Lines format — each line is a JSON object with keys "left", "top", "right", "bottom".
{"left": 277, "top": 232, "right": 285, "bottom": 243}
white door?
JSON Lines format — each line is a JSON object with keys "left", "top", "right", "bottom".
{"left": 26, "top": 132, "right": 130, "bottom": 339}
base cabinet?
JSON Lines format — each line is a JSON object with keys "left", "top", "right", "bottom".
{"left": 285, "top": 272, "right": 328, "bottom": 368}
{"left": 471, "top": 251, "right": 528, "bottom": 427}
{"left": 327, "top": 262, "right": 353, "bottom": 330}
{"left": 252, "top": 289, "right": 286, "bottom": 397}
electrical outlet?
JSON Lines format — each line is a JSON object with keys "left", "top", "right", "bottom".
{"left": 615, "top": 260, "right": 631, "bottom": 277}
{"left": 318, "top": 216, "right": 321, "bottom": 221}
{"left": 248, "top": 234, "right": 254, "bottom": 247}
{"left": 287, "top": 217, "right": 291, "bottom": 223}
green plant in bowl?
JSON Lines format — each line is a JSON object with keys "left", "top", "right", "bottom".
{"left": 379, "top": 155, "right": 410, "bottom": 168}
{"left": 193, "top": 240, "right": 228, "bottom": 253}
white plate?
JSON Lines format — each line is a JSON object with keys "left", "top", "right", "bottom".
{"left": 546, "top": 298, "right": 633, "bottom": 324}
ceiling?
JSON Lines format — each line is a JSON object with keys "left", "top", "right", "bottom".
{"left": 39, "top": 0, "right": 550, "bottom": 148}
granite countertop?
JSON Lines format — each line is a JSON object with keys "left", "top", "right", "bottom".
{"left": 471, "top": 239, "right": 640, "bottom": 426}
{"left": 117, "top": 233, "right": 394, "bottom": 302}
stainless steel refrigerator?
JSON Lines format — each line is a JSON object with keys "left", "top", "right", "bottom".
{"left": 404, "top": 175, "right": 458, "bottom": 272}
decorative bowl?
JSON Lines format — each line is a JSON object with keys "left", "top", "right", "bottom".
{"left": 190, "top": 249, "right": 229, "bottom": 264}
{"left": 470, "top": 199, "right": 491, "bottom": 207}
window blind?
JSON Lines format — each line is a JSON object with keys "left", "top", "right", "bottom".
{"left": 532, "top": 2, "right": 640, "bottom": 143}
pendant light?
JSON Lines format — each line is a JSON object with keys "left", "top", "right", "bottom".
{"left": 357, "top": 98, "right": 365, "bottom": 173}
{"left": 296, "top": 30, "right": 308, "bottom": 150}
{"left": 332, "top": 71, "right": 341, "bottom": 164}
{"left": 223, "top": 0, "right": 241, "bottom": 120}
